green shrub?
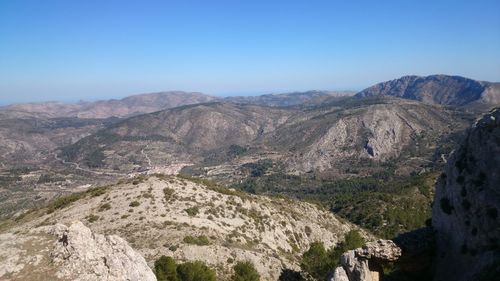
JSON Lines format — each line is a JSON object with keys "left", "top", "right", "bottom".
{"left": 153, "top": 256, "right": 216, "bottom": 281}
{"left": 183, "top": 235, "right": 210, "bottom": 246}
{"left": 46, "top": 193, "right": 84, "bottom": 214}
{"left": 98, "top": 203, "right": 111, "bottom": 212}
{"left": 278, "top": 269, "right": 305, "bottom": 281}
{"left": 177, "top": 261, "right": 216, "bottom": 281}
{"left": 232, "top": 261, "right": 260, "bottom": 281}
{"left": 300, "top": 231, "right": 365, "bottom": 280}
{"left": 129, "top": 201, "right": 140, "bottom": 207}
{"left": 154, "top": 256, "right": 179, "bottom": 281}
{"left": 300, "top": 242, "right": 332, "bottom": 280}
{"left": 185, "top": 207, "right": 199, "bottom": 217}
{"left": 88, "top": 186, "right": 109, "bottom": 197}
{"left": 86, "top": 214, "right": 99, "bottom": 223}
{"left": 342, "top": 230, "right": 365, "bottom": 249}
{"left": 304, "top": 226, "right": 312, "bottom": 237}
{"left": 164, "top": 187, "right": 176, "bottom": 201}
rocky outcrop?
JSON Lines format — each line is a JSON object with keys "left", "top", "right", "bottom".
{"left": 330, "top": 240, "right": 402, "bottom": 281}
{"left": 432, "top": 108, "right": 500, "bottom": 281}
{"left": 48, "top": 221, "right": 156, "bottom": 281}
{"left": 0, "top": 221, "right": 156, "bottom": 281}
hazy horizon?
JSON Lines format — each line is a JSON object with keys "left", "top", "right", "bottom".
{"left": 1, "top": 0, "right": 500, "bottom": 104}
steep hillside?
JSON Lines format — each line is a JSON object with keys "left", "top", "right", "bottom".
{"left": 59, "top": 102, "right": 295, "bottom": 171}
{"left": 0, "top": 117, "right": 117, "bottom": 168}
{"left": 61, "top": 97, "right": 473, "bottom": 179}
{"left": 1, "top": 174, "right": 365, "bottom": 280}
{"left": 432, "top": 108, "right": 500, "bottom": 281}
{"left": 356, "top": 75, "right": 500, "bottom": 107}
{"left": 266, "top": 97, "right": 471, "bottom": 175}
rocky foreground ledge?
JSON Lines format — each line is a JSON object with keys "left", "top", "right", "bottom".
{"left": 330, "top": 240, "right": 402, "bottom": 281}
{"left": 0, "top": 221, "right": 156, "bottom": 281}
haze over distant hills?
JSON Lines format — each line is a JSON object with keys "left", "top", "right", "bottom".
{"left": 2, "top": 74, "right": 498, "bottom": 120}
{"left": 0, "top": 90, "right": 354, "bottom": 119}
{"left": 0, "top": 91, "right": 217, "bottom": 119}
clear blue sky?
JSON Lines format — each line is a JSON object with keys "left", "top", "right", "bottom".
{"left": 1, "top": 0, "right": 499, "bottom": 104}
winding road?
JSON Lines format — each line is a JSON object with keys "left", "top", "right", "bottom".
{"left": 53, "top": 153, "right": 124, "bottom": 176}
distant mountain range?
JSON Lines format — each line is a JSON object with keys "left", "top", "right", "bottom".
{"left": 0, "top": 91, "right": 217, "bottom": 119}
{"left": 2, "top": 74, "right": 498, "bottom": 120}
{"left": 0, "top": 90, "right": 354, "bottom": 119}
{"left": 224, "top": 90, "right": 355, "bottom": 107}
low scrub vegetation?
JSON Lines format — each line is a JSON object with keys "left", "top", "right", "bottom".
{"left": 232, "top": 261, "right": 260, "bottom": 281}
{"left": 129, "top": 200, "right": 140, "bottom": 207}
{"left": 45, "top": 185, "right": 111, "bottom": 214}
{"left": 184, "top": 207, "right": 199, "bottom": 217}
{"left": 177, "top": 174, "right": 250, "bottom": 199}
{"left": 46, "top": 193, "right": 85, "bottom": 214}
{"left": 154, "top": 256, "right": 216, "bottom": 281}
{"left": 183, "top": 235, "right": 210, "bottom": 246}
{"left": 235, "top": 171, "right": 438, "bottom": 238}
{"left": 163, "top": 187, "right": 176, "bottom": 201}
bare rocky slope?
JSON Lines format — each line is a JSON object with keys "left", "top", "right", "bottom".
{"left": 1, "top": 174, "right": 367, "bottom": 280}
{"left": 356, "top": 75, "right": 500, "bottom": 107}
{"left": 432, "top": 108, "right": 500, "bottom": 281}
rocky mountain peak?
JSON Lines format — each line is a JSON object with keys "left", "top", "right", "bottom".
{"left": 356, "top": 75, "right": 499, "bottom": 107}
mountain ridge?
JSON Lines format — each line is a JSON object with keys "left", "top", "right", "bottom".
{"left": 356, "top": 74, "right": 500, "bottom": 107}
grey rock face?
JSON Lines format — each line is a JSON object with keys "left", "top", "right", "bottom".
{"left": 432, "top": 108, "right": 500, "bottom": 281}
{"left": 331, "top": 240, "right": 402, "bottom": 281}
{"left": 49, "top": 221, "right": 156, "bottom": 281}
{"left": 354, "top": 239, "right": 402, "bottom": 262}
{"left": 330, "top": 267, "right": 350, "bottom": 281}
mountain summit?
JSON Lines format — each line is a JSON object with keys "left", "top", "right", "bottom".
{"left": 356, "top": 75, "right": 500, "bottom": 107}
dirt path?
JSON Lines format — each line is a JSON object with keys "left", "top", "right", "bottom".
{"left": 141, "top": 144, "right": 152, "bottom": 167}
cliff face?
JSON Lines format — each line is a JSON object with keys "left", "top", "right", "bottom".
{"left": 432, "top": 108, "right": 500, "bottom": 281}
